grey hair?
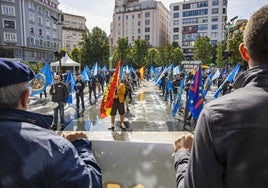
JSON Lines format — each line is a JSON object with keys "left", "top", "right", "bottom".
{"left": 0, "top": 82, "right": 29, "bottom": 110}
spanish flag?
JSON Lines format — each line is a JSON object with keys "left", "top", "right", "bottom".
{"left": 100, "top": 60, "right": 122, "bottom": 119}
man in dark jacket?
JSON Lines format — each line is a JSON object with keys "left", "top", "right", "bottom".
{"left": 174, "top": 5, "right": 268, "bottom": 188}
{"left": 75, "top": 74, "right": 85, "bottom": 111}
{"left": 50, "top": 75, "right": 68, "bottom": 130}
{"left": 0, "top": 59, "right": 102, "bottom": 188}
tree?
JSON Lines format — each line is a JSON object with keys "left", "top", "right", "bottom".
{"left": 215, "top": 41, "right": 226, "bottom": 67}
{"left": 112, "top": 38, "right": 130, "bottom": 66}
{"left": 193, "top": 36, "right": 213, "bottom": 65}
{"left": 228, "top": 31, "right": 243, "bottom": 65}
{"left": 132, "top": 39, "right": 149, "bottom": 68}
{"left": 172, "top": 47, "right": 184, "bottom": 66}
{"left": 70, "top": 47, "right": 81, "bottom": 63}
{"left": 146, "top": 48, "right": 159, "bottom": 67}
{"left": 80, "top": 27, "right": 110, "bottom": 68}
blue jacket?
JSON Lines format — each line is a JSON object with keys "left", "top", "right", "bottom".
{"left": 175, "top": 66, "right": 268, "bottom": 188}
{"left": 0, "top": 109, "right": 102, "bottom": 188}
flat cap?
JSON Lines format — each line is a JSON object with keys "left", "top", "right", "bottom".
{"left": 0, "top": 59, "right": 35, "bottom": 87}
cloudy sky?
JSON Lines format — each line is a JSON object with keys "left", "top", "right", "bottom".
{"left": 59, "top": 0, "right": 268, "bottom": 34}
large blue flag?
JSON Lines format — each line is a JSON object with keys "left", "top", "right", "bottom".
{"left": 213, "top": 64, "right": 240, "bottom": 99}
{"left": 93, "top": 62, "right": 98, "bottom": 76}
{"left": 30, "top": 63, "right": 53, "bottom": 96}
{"left": 81, "top": 68, "right": 89, "bottom": 81}
{"left": 188, "top": 65, "right": 203, "bottom": 120}
{"left": 65, "top": 71, "right": 76, "bottom": 104}
{"left": 171, "top": 76, "right": 185, "bottom": 117}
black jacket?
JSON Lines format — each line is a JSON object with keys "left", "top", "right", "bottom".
{"left": 50, "top": 82, "right": 68, "bottom": 103}
{"left": 175, "top": 65, "right": 268, "bottom": 188}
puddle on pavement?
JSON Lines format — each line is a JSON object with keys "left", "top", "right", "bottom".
{"left": 138, "top": 93, "right": 144, "bottom": 101}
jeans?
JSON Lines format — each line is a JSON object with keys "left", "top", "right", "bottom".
{"left": 53, "top": 101, "right": 65, "bottom": 126}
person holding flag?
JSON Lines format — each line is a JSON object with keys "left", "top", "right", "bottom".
{"left": 173, "top": 5, "right": 268, "bottom": 187}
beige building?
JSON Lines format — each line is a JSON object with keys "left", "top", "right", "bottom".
{"left": 170, "top": 0, "right": 227, "bottom": 60}
{"left": 110, "top": 0, "right": 170, "bottom": 52}
{"left": 61, "top": 13, "right": 86, "bottom": 51}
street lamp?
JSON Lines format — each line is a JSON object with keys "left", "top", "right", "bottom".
{"left": 223, "top": 16, "right": 238, "bottom": 71}
{"left": 51, "top": 12, "right": 64, "bottom": 72}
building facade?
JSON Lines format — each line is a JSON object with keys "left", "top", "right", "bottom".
{"left": 0, "top": 0, "right": 60, "bottom": 62}
{"left": 170, "top": 0, "right": 227, "bottom": 60}
{"left": 110, "top": 0, "right": 170, "bottom": 52}
{"left": 61, "top": 13, "right": 86, "bottom": 51}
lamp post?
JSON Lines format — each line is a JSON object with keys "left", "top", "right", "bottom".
{"left": 51, "top": 12, "right": 64, "bottom": 72}
{"left": 224, "top": 16, "right": 238, "bottom": 71}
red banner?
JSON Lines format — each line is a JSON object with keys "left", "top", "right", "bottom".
{"left": 100, "top": 60, "right": 122, "bottom": 119}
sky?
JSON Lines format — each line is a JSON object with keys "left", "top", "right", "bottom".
{"left": 59, "top": 0, "right": 268, "bottom": 34}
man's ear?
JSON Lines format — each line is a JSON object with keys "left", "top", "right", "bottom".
{"left": 239, "top": 43, "right": 250, "bottom": 62}
{"left": 21, "top": 89, "right": 30, "bottom": 110}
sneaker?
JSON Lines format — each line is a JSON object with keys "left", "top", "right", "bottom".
{"left": 108, "top": 126, "right": 115, "bottom": 131}
{"left": 120, "top": 123, "right": 126, "bottom": 130}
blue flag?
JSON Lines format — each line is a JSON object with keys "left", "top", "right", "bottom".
{"left": 65, "top": 71, "right": 76, "bottom": 104}
{"left": 30, "top": 63, "right": 53, "bottom": 96}
{"left": 171, "top": 76, "right": 185, "bottom": 117}
{"left": 188, "top": 65, "right": 203, "bottom": 120}
{"left": 213, "top": 64, "right": 241, "bottom": 99}
{"left": 93, "top": 62, "right": 98, "bottom": 76}
{"left": 81, "top": 68, "right": 89, "bottom": 81}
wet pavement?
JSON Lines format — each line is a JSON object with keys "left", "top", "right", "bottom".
{"left": 29, "top": 81, "right": 195, "bottom": 134}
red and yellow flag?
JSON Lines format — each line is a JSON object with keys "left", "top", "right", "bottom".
{"left": 100, "top": 60, "right": 122, "bottom": 119}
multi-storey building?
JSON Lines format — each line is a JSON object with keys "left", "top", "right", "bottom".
{"left": 170, "top": 0, "right": 227, "bottom": 60}
{"left": 110, "top": 0, "right": 170, "bottom": 52}
{"left": 0, "top": 0, "right": 60, "bottom": 62}
{"left": 61, "top": 13, "right": 86, "bottom": 51}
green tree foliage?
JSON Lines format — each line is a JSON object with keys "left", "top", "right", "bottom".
{"left": 132, "top": 39, "right": 149, "bottom": 68}
{"left": 215, "top": 41, "right": 226, "bottom": 67}
{"left": 193, "top": 36, "right": 213, "bottom": 65}
{"left": 70, "top": 47, "right": 81, "bottom": 63}
{"left": 112, "top": 38, "right": 130, "bottom": 66}
{"left": 80, "top": 27, "right": 110, "bottom": 68}
{"left": 228, "top": 32, "right": 243, "bottom": 65}
{"left": 146, "top": 48, "right": 159, "bottom": 67}
{"left": 172, "top": 47, "right": 184, "bottom": 65}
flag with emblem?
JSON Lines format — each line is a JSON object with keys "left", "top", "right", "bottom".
{"left": 30, "top": 63, "right": 53, "bottom": 96}
{"left": 187, "top": 65, "right": 203, "bottom": 120}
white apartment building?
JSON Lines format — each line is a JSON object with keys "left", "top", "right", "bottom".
{"left": 170, "top": 0, "right": 227, "bottom": 60}
{"left": 61, "top": 13, "right": 86, "bottom": 51}
{"left": 110, "top": 0, "right": 170, "bottom": 51}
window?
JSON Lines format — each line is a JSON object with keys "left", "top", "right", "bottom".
{"left": 28, "top": 2, "right": 34, "bottom": 9}
{"left": 173, "top": 28, "right": 179, "bottom": 32}
{"left": 212, "top": 8, "right": 218, "bottom": 14}
{"left": 173, "top": 13, "right": 179, "bottom": 18}
{"left": 4, "top": 32, "right": 17, "bottom": 42}
{"left": 173, "top": 20, "right": 179, "bottom": 25}
{"left": 145, "top": 20, "right": 150, "bottom": 25}
{"left": 38, "top": 6, "right": 42, "bottom": 13}
{"left": 46, "top": 41, "right": 50, "bottom": 48}
{"left": 126, "top": 15, "right": 128, "bottom": 20}
{"left": 46, "top": 19, "right": 50, "bottom": 27}
{"left": 211, "top": 16, "right": 218, "bottom": 22}
{"left": 118, "top": 16, "right": 121, "bottom": 21}
{"left": 132, "top": 15, "right": 135, "bottom": 19}
{"left": 2, "top": 5, "right": 15, "bottom": 16}
{"left": 39, "top": 39, "right": 43, "bottom": 46}
{"left": 2, "top": 0, "right": 15, "bottom": 2}
{"left": 30, "top": 37, "right": 35, "bottom": 45}
{"left": 212, "top": 0, "right": 219, "bottom": 6}
{"left": 45, "top": 10, "right": 49, "bottom": 17}
{"left": 29, "top": 13, "right": 34, "bottom": 22}
{"left": 138, "top": 28, "right": 140, "bottom": 34}
{"left": 145, "top": 12, "right": 150, "bottom": 17}
{"left": 3, "top": 20, "right": 15, "bottom": 29}
{"left": 30, "top": 25, "right": 35, "bottom": 34}
{"left": 46, "top": 29, "right": 50, "bottom": 38}
{"left": 145, "top": 35, "right": 150, "bottom": 41}
{"left": 183, "top": 4, "right": 190, "bottom": 9}
{"left": 38, "top": 16, "right": 43, "bottom": 25}
{"left": 145, "top": 27, "right": 150, "bottom": 32}
{"left": 174, "top": 5, "right": 179, "bottom": 11}
{"left": 173, "top": 35, "right": 179, "bottom": 40}
{"left": 39, "top": 28, "right": 43, "bottom": 36}
{"left": 211, "top": 24, "right": 218, "bottom": 30}
{"left": 211, "top": 32, "right": 218, "bottom": 38}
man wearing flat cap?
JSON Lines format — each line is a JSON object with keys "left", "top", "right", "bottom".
{"left": 0, "top": 59, "right": 102, "bottom": 187}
